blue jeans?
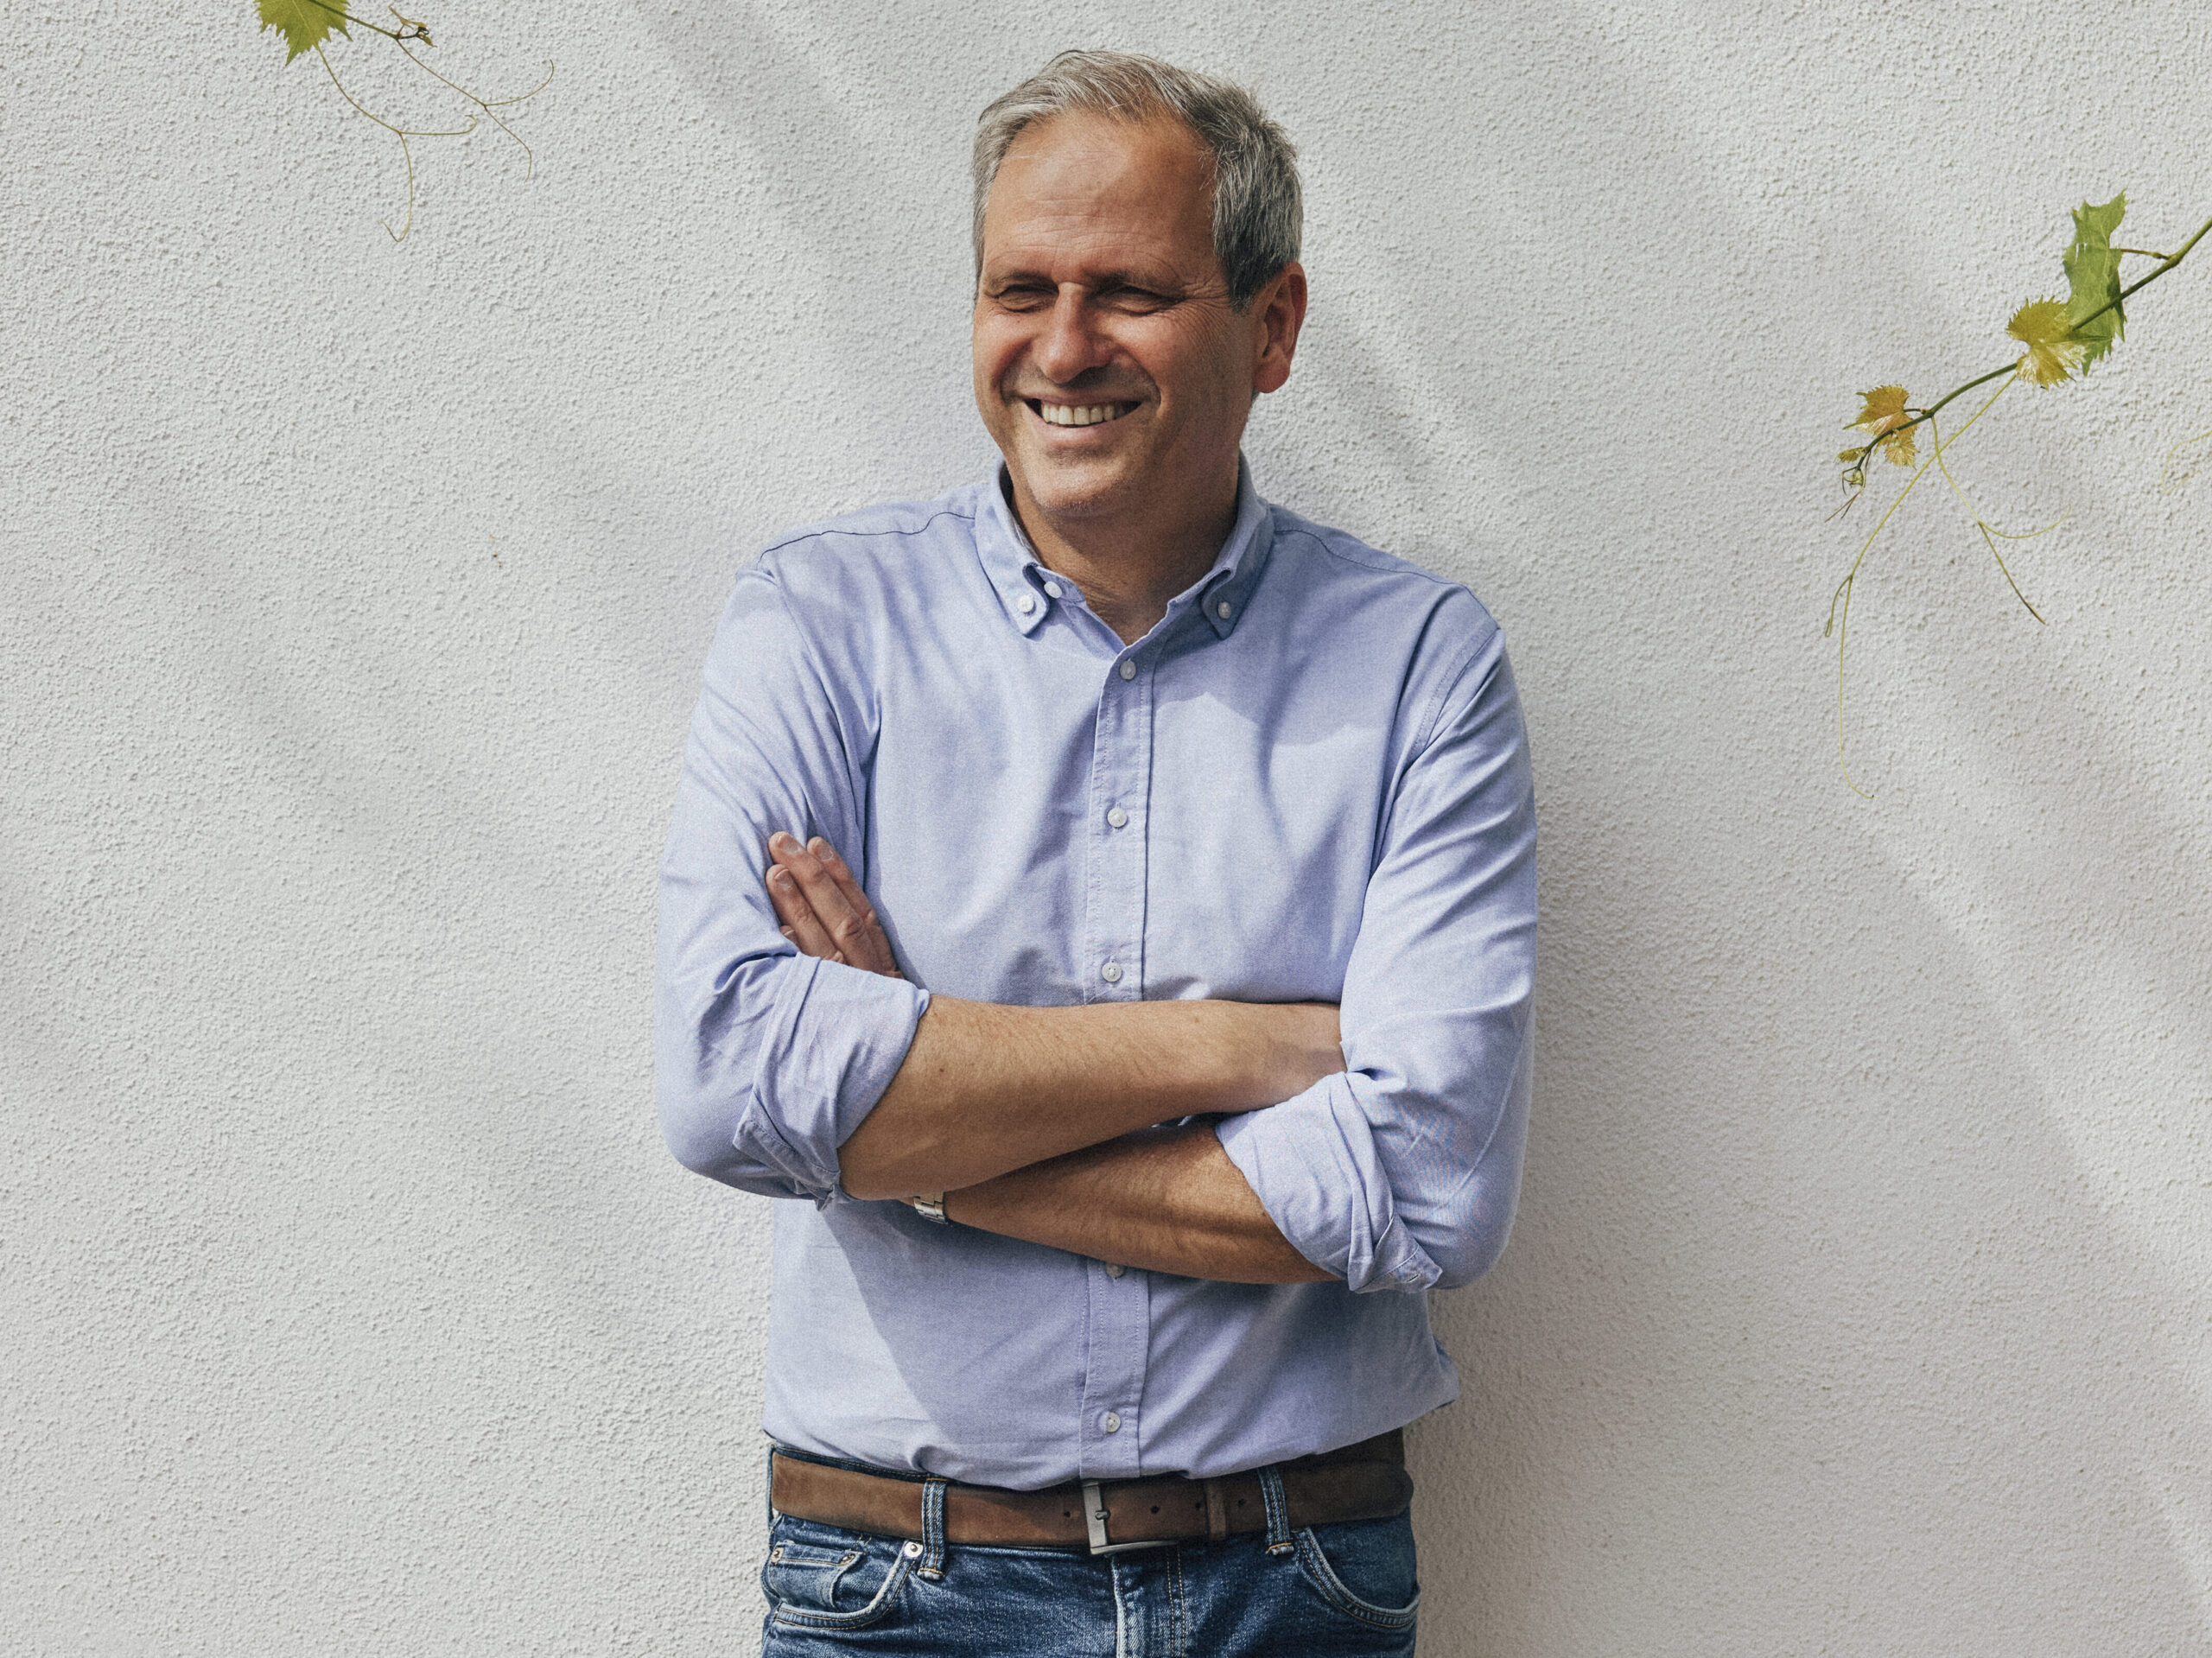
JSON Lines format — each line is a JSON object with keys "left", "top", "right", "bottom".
{"left": 756, "top": 1497, "right": 1420, "bottom": 1656}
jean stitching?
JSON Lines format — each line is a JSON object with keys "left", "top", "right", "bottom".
{"left": 769, "top": 1547, "right": 915, "bottom": 1631}
{"left": 918, "top": 1477, "right": 948, "bottom": 1581}
{"left": 1293, "top": 1528, "right": 1420, "bottom": 1629}
{"left": 1257, "top": 1466, "right": 1294, "bottom": 1556}
{"left": 1168, "top": 1546, "right": 1188, "bottom": 1658}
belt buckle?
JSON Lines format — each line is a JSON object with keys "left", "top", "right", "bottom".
{"left": 1082, "top": 1479, "right": 1172, "bottom": 1556}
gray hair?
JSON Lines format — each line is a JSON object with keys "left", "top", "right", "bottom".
{"left": 972, "top": 50, "right": 1302, "bottom": 311}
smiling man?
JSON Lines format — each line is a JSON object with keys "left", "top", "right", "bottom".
{"left": 658, "top": 50, "right": 1536, "bottom": 1656}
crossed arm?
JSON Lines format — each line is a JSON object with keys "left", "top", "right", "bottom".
{"left": 761, "top": 831, "right": 1340, "bottom": 1283}
{"left": 659, "top": 572, "right": 1535, "bottom": 1295}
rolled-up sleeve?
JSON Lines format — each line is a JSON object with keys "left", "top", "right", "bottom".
{"left": 1217, "top": 620, "right": 1536, "bottom": 1292}
{"left": 656, "top": 566, "right": 929, "bottom": 1203}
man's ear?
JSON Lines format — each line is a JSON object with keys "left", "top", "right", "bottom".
{"left": 1252, "top": 262, "right": 1308, "bottom": 396}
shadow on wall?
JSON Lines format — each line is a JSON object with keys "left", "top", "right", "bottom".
{"left": 1419, "top": 818, "right": 2210, "bottom": 1651}
{"left": 628, "top": 1, "right": 992, "bottom": 509}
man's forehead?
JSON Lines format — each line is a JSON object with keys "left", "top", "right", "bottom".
{"left": 981, "top": 111, "right": 1216, "bottom": 277}
{"left": 980, "top": 223, "right": 1197, "bottom": 285}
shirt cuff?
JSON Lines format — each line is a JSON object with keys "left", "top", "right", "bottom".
{"left": 1216, "top": 1077, "right": 1440, "bottom": 1294}
{"left": 735, "top": 955, "right": 930, "bottom": 1205}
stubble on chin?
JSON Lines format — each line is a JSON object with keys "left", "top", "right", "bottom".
{"left": 1011, "top": 449, "right": 1141, "bottom": 524}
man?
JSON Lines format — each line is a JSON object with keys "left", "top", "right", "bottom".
{"left": 658, "top": 49, "right": 1535, "bottom": 1655}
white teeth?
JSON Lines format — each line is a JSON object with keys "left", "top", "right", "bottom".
{"left": 1039, "top": 402, "right": 1130, "bottom": 428}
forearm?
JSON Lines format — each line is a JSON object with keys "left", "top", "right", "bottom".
{"left": 836, "top": 995, "right": 1328, "bottom": 1200}
{"left": 944, "top": 1123, "right": 1334, "bottom": 1284}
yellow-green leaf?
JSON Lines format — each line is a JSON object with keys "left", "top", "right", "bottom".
{"left": 2008, "top": 297, "right": 2084, "bottom": 386}
{"left": 258, "top": 0, "right": 348, "bottom": 63}
{"left": 1847, "top": 384, "right": 1916, "bottom": 467}
{"left": 2063, "top": 193, "right": 2126, "bottom": 373}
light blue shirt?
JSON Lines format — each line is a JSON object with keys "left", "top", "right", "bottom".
{"left": 657, "top": 466, "right": 1536, "bottom": 1488}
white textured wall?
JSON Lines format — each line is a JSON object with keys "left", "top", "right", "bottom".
{"left": 7, "top": 1, "right": 2210, "bottom": 1651}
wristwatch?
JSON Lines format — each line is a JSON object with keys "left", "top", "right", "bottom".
{"left": 909, "top": 1192, "right": 949, "bottom": 1225}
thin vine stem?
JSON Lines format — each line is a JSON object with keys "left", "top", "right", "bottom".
{"left": 314, "top": 41, "right": 476, "bottom": 241}
{"left": 1828, "top": 378, "right": 2012, "bottom": 796}
{"left": 1928, "top": 415, "right": 2055, "bottom": 624}
{"left": 304, "top": 0, "right": 428, "bottom": 44}
{"left": 2161, "top": 428, "right": 2212, "bottom": 492}
{"left": 396, "top": 30, "right": 552, "bottom": 176}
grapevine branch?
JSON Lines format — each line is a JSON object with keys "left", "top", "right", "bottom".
{"left": 1824, "top": 194, "right": 2210, "bottom": 793}
{"left": 1841, "top": 212, "right": 2212, "bottom": 492}
{"left": 259, "top": 0, "right": 551, "bottom": 240}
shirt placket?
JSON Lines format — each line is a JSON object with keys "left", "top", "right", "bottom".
{"left": 1075, "top": 640, "right": 1155, "bottom": 1477}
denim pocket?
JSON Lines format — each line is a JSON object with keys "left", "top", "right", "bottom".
{"left": 1294, "top": 1515, "right": 1421, "bottom": 1630}
{"left": 762, "top": 1520, "right": 914, "bottom": 1632}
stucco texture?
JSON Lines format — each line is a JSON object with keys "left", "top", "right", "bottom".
{"left": 6, "top": 1, "right": 2210, "bottom": 1652}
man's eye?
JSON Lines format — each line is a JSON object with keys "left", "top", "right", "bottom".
{"left": 1102, "top": 287, "right": 1172, "bottom": 312}
{"left": 991, "top": 286, "right": 1054, "bottom": 310}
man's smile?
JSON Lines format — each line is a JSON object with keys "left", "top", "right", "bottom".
{"left": 1026, "top": 398, "right": 1140, "bottom": 429}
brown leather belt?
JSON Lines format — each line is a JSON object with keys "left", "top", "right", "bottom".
{"left": 771, "top": 1430, "right": 1411, "bottom": 1556}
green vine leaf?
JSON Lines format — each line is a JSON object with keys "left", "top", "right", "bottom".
{"left": 2064, "top": 192, "right": 2127, "bottom": 372}
{"left": 259, "top": 0, "right": 347, "bottom": 63}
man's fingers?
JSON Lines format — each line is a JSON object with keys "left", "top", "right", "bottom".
{"left": 808, "top": 837, "right": 902, "bottom": 978}
{"left": 810, "top": 838, "right": 868, "bottom": 908}
{"left": 766, "top": 863, "right": 845, "bottom": 964}
{"left": 768, "top": 831, "right": 857, "bottom": 929}
{"left": 766, "top": 831, "right": 901, "bottom": 977}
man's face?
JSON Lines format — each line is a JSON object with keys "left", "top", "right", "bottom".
{"left": 972, "top": 111, "right": 1297, "bottom": 529}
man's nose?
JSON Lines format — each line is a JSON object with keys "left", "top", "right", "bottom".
{"left": 1033, "top": 289, "right": 1111, "bottom": 383}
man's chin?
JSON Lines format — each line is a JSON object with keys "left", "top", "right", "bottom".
{"left": 1004, "top": 449, "right": 1144, "bottom": 523}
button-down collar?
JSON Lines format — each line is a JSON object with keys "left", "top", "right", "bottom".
{"left": 974, "top": 461, "right": 1274, "bottom": 643}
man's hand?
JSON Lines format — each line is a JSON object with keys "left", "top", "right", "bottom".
{"left": 765, "top": 833, "right": 903, "bottom": 977}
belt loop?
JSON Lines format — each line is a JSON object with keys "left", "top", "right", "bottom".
{"left": 1257, "top": 1464, "right": 1295, "bottom": 1557}
{"left": 1203, "top": 1477, "right": 1229, "bottom": 1544}
{"left": 918, "top": 1477, "right": 948, "bottom": 1580}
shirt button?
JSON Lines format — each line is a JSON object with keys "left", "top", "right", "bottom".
{"left": 1017, "top": 593, "right": 1037, "bottom": 614}
{"left": 1217, "top": 600, "right": 1234, "bottom": 619}
{"left": 1043, "top": 581, "right": 1063, "bottom": 599}
{"left": 1104, "top": 1262, "right": 1125, "bottom": 1279}
{"left": 1118, "top": 660, "right": 1136, "bottom": 680}
{"left": 1106, "top": 806, "right": 1128, "bottom": 829}
{"left": 1101, "top": 962, "right": 1122, "bottom": 983}
{"left": 1101, "top": 1412, "right": 1122, "bottom": 1433}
